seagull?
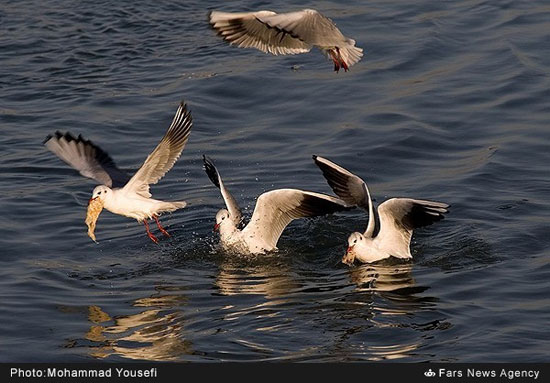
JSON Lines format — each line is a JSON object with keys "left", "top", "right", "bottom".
{"left": 313, "top": 155, "right": 449, "bottom": 264}
{"left": 44, "top": 101, "right": 193, "bottom": 243}
{"left": 209, "top": 9, "right": 363, "bottom": 72}
{"left": 203, "top": 155, "right": 353, "bottom": 254}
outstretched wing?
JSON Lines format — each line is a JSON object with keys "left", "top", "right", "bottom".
{"left": 376, "top": 198, "right": 449, "bottom": 258}
{"left": 202, "top": 155, "right": 242, "bottom": 226}
{"left": 253, "top": 9, "right": 363, "bottom": 67}
{"left": 255, "top": 9, "right": 346, "bottom": 46}
{"left": 209, "top": 10, "right": 312, "bottom": 55}
{"left": 242, "top": 189, "right": 352, "bottom": 250}
{"left": 44, "top": 132, "right": 129, "bottom": 187}
{"left": 123, "top": 101, "right": 193, "bottom": 198}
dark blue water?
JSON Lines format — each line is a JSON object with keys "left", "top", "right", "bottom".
{"left": 1, "top": 0, "right": 549, "bottom": 362}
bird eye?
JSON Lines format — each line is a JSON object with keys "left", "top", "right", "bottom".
{"left": 222, "top": 217, "right": 225, "bottom": 220}
{"left": 98, "top": 191, "right": 102, "bottom": 195}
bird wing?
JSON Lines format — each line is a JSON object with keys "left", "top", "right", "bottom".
{"left": 376, "top": 198, "right": 449, "bottom": 257}
{"left": 202, "top": 155, "right": 242, "bottom": 226}
{"left": 257, "top": 9, "right": 363, "bottom": 67}
{"left": 242, "top": 189, "right": 352, "bottom": 250}
{"left": 255, "top": 9, "right": 346, "bottom": 46}
{"left": 44, "top": 131, "right": 129, "bottom": 187}
{"left": 122, "top": 101, "right": 193, "bottom": 198}
{"left": 313, "top": 155, "right": 380, "bottom": 237}
{"left": 209, "top": 10, "right": 312, "bottom": 55}
{"left": 312, "top": 155, "right": 370, "bottom": 209}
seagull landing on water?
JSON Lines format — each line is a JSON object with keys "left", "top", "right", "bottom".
{"left": 313, "top": 156, "right": 449, "bottom": 265}
{"left": 209, "top": 9, "right": 363, "bottom": 72}
{"left": 44, "top": 101, "right": 193, "bottom": 244}
{"left": 202, "top": 156, "right": 353, "bottom": 254}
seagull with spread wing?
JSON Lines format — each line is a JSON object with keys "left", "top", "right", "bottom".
{"left": 44, "top": 101, "right": 193, "bottom": 243}
{"left": 209, "top": 9, "right": 363, "bottom": 72}
{"left": 313, "top": 156, "right": 449, "bottom": 264}
{"left": 203, "top": 156, "right": 353, "bottom": 254}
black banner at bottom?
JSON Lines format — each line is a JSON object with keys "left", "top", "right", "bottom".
{"left": 3, "top": 363, "right": 548, "bottom": 383}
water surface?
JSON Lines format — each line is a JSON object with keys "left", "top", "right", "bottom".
{"left": 1, "top": 0, "right": 549, "bottom": 362}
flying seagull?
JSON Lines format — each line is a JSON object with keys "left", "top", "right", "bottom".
{"left": 44, "top": 101, "right": 193, "bottom": 243}
{"left": 203, "top": 155, "right": 353, "bottom": 254}
{"left": 209, "top": 9, "right": 363, "bottom": 72}
{"left": 313, "top": 155, "right": 449, "bottom": 264}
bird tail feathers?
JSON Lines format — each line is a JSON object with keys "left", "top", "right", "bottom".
{"left": 341, "top": 43, "right": 363, "bottom": 68}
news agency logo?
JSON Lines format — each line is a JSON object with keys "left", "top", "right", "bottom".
{"left": 424, "top": 369, "right": 436, "bottom": 378}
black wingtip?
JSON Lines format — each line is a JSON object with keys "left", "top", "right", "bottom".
{"left": 299, "top": 192, "right": 356, "bottom": 218}
{"left": 202, "top": 155, "right": 221, "bottom": 189}
{"left": 43, "top": 131, "right": 73, "bottom": 145}
{"left": 207, "top": 10, "right": 218, "bottom": 31}
{"left": 43, "top": 134, "right": 53, "bottom": 145}
{"left": 202, "top": 154, "right": 214, "bottom": 167}
{"left": 312, "top": 154, "right": 331, "bottom": 166}
{"left": 403, "top": 201, "right": 450, "bottom": 229}
{"left": 176, "top": 100, "right": 191, "bottom": 119}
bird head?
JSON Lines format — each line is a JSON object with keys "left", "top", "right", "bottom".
{"left": 89, "top": 185, "right": 111, "bottom": 204}
{"left": 214, "top": 209, "right": 230, "bottom": 231}
{"left": 343, "top": 232, "right": 363, "bottom": 265}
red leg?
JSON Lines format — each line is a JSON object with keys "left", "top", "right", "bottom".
{"left": 329, "top": 49, "right": 340, "bottom": 72}
{"left": 143, "top": 220, "right": 159, "bottom": 244}
{"left": 153, "top": 214, "right": 170, "bottom": 238}
{"left": 335, "top": 47, "right": 349, "bottom": 72}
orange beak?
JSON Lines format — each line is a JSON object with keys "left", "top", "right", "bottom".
{"left": 213, "top": 223, "right": 220, "bottom": 231}
{"left": 88, "top": 196, "right": 98, "bottom": 205}
{"left": 346, "top": 246, "right": 353, "bottom": 254}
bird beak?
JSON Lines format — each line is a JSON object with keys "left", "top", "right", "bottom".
{"left": 213, "top": 223, "right": 220, "bottom": 231}
{"left": 346, "top": 246, "right": 353, "bottom": 254}
{"left": 88, "top": 196, "right": 98, "bottom": 205}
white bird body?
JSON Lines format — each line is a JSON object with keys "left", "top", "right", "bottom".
{"left": 203, "top": 156, "right": 352, "bottom": 254}
{"left": 352, "top": 241, "right": 390, "bottom": 264}
{"left": 218, "top": 226, "right": 244, "bottom": 251}
{"left": 44, "top": 101, "right": 193, "bottom": 243}
{"left": 217, "top": 224, "right": 258, "bottom": 254}
{"left": 209, "top": 9, "right": 363, "bottom": 72}
{"left": 313, "top": 156, "right": 449, "bottom": 264}
{"left": 99, "top": 186, "right": 187, "bottom": 222}
{"left": 347, "top": 211, "right": 417, "bottom": 263}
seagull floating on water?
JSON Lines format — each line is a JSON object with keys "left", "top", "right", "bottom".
{"left": 44, "top": 101, "right": 193, "bottom": 243}
{"left": 209, "top": 9, "right": 363, "bottom": 72}
{"left": 203, "top": 155, "right": 353, "bottom": 254}
{"left": 313, "top": 155, "right": 449, "bottom": 264}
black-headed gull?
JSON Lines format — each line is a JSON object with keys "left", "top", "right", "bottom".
{"left": 209, "top": 9, "right": 363, "bottom": 72}
{"left": 313, "top": 156, "right": 449, "bottom": 264}
{"left": 44, "top": 101, "right": 193, "bottom": 243}
{"left": 203, "top": 155, "right": 353, "bottom": 254}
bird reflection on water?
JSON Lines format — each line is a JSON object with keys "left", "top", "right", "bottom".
{"left": 82, "top": 296, "right": 192, "bottom": 361}
{"left": 70, "top": 255, "right": 444, "bottom": 362}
